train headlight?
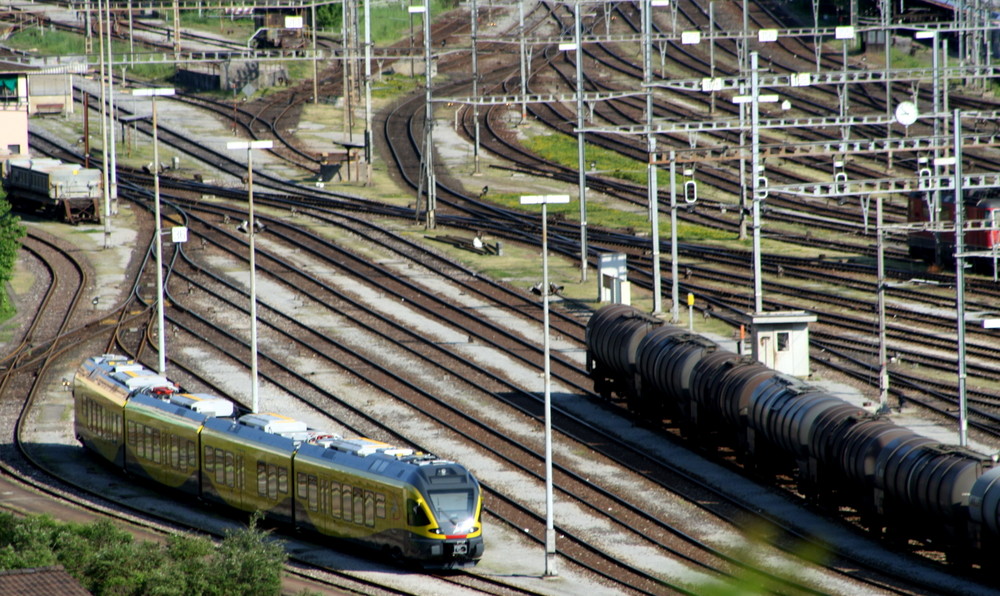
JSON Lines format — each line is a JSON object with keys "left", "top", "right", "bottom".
{"left": 454, "top": 518, "right": 476, "bottom": 535}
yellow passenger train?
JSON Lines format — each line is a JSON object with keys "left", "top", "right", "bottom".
{"left": 73, "top": 354, "right": 485, "bottom": 567}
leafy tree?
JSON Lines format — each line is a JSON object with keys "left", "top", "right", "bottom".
{"left": 0, "top": 512, "right": 287, "bottom": 596}
{"left": 0, "top": 197, "right": 24, "bottom": 316}
{"left": 209, "top": 513, "right": 287, "bottom": 596}
{"left": 315, "top": 2, "right": 341, "bottom": 29}
{"left": 0, "top": 513, "right": 59, "bottom": 569}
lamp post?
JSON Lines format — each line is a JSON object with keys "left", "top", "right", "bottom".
{"left": 952, "top": 109, "right": 968, "bottom": 447}
{"left": 558, "top": 5, "right": 588, "bottom": 282}
{"left": 133, "top": 87, "right": 175, "bottom": 375}
{"left": 915, "top": 30, "right": 941, "bottom": 219}
{"left": 96, "top": 0, "right": 111, "bottom": 249}
{"left": 227, "top": 139, "right": 273, "bottom": 414}
{"left": 104, "top": 0, "right": 118, "bottom": 214}
{"left": 520, "top": 193, "right": 569, "bottom": 578}
{"left": 733, "top": 52, "right": 779, "bottom": 313}
{"left": 574, "top": 3, "right": 587, "bottom": 282}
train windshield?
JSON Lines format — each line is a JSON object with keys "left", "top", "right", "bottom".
{"left": 427, "top": 490, "right": 476, "bottom": 533}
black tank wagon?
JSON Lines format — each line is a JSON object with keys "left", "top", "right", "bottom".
{"left": 585, "top": 303, "right": 1000, "bottom": 564}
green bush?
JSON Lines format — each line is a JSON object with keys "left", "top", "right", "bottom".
{"left": 0, "top": 197, "right": 25, "bottom": 318}
{"left": 0, "top": 512, "right": 287, "bottom": 596}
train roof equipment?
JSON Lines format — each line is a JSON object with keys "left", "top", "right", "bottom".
{"left": 221, "top": 410, "right": 459, "bottom": 477}
{"left": 127, "top": 392, "right": 218, "bottom": 424}
{"left": 319, "top": 436, "right": 416, "bottom": 458}
{"left": 167, "top": 392, "right": 235, "bottom": 418}
{"left": 239, "top": 412, "right": 310, "bottom": 440}
{"left": 203, "top": 415, "right": 299, "bottom": 453}
{"left": 112, "top": 368, "right": 177, "bottom": 393}
{"left": 295, "top": 435, "right": 461, "bottom": 482}
{"left": 85, "top": 354, "right": 179, "bottom": 394}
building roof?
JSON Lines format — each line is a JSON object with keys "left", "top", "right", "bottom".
{"left": 0, "top": 566, "right": 90, "bottom": 595}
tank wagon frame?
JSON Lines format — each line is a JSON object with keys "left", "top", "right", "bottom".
{"left": 586, "top": 304, "right": 1000, "bottom": 565}
{"left": 73, "top": 355, "right": 484, "bottom": 568}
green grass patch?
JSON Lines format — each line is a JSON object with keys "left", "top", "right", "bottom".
{"left": 128, "top": 61, "right": 177, "bottom": 82}
{"left": 351, "top": 0, "right": 460, "bottom": 45}
{"left": 0, "top": 290, "right": 15, "bottom": 323}
{"left": 372, "top": 73, "right": 420, "bottom": 98}
{"left": 524, "top": 134, "right": 648, "bottom": 185}
{"left": 484, "top": 187, "right": 736, "bottom": 244}
{"left": 522, "top": 133, "right": 706, "bottom": 191}
{"left": 180, "top": 11, "right": 256, "bottom": 39}
{"left": 7, "top": 28, "right": 175, "bottom": 82}
{"left": 516, "top": 134, "right": 737, "bottom": 243}
{"left": 6, "top": 29, "right": 85, "bottom": 55}
{"left": 282, "top": 59, "right": 314, "bottom": 84}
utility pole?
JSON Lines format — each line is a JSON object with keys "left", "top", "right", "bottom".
{"left": 574, "top": 2, "right": 587, "bottom": 282}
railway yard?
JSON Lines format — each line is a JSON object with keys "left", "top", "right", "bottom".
{"left": 3, "top": 0, "right": 1000, "bottom": 594}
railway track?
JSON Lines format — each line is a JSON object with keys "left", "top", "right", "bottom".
{"left": 7, "top": 0, "right": 1000, "bottom": 592}
{"left": 133, "top": 186, "right": 947, "bottom": 594}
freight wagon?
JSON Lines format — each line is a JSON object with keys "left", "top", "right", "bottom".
{"left": 2, "top": 156, "right": 102, "bottom": 224}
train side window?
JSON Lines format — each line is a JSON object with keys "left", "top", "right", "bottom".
{"left": 330, "top": 483, "right": 341, "bottom": 518}
{"left": 268, "top": 464, "right": 278, "bottom": 499}
{"left": 215, "top": 449, "right": 225, "bottom": 484}
{"left": 364, "top": 491, "right": 375, "bottom": 527}
{"left": 354, "top": 489, "right": 364, "bottom": 525}
{"left": 777, "top": 331, "right": 789, "bottom": 352}
{"left": 406, "top": 499, "right": 430, "bottom": 526}
{"left": 225, "top": 452, "right": 235, "bottom": 487}
{"left": 126, "top": 421, "right": 136, "bottom": 447}
{"left": 375, "top": 494, "right": 386, "bottom": 519}
{"left": 174, "top": 438, "right": 181, "bottom": 470}
{"left": 297, "top": 473, "right": 307, "bottom": 498}
{"left": 342, "top": 485, "right": 353, "bottom": 521}
{"left": 204, "top": 446, "right": 214, "bottom": 472}
{"left": 187, "top": 441, "right": 196, "bottom": 471}
{"left": 152, "top": 429, "right": 161, "bottom": 464}
{"left": 278, "top": 466, "right": 288, "bottom": 495}
{"left": 257, "top": 462, "right": 267, "bottom": 496}
{"left": 308, "top": 476, "right": 318, "bottom": 512}
{"left": 237, "top": 455, "right": 245, "bottom": 490}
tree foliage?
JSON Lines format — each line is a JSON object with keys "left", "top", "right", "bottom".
{"left": 0, "top": 512, "right": 287, "bottom": 596}
{"left": 0, "top": 196, "right": 25, "bottom": 316}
